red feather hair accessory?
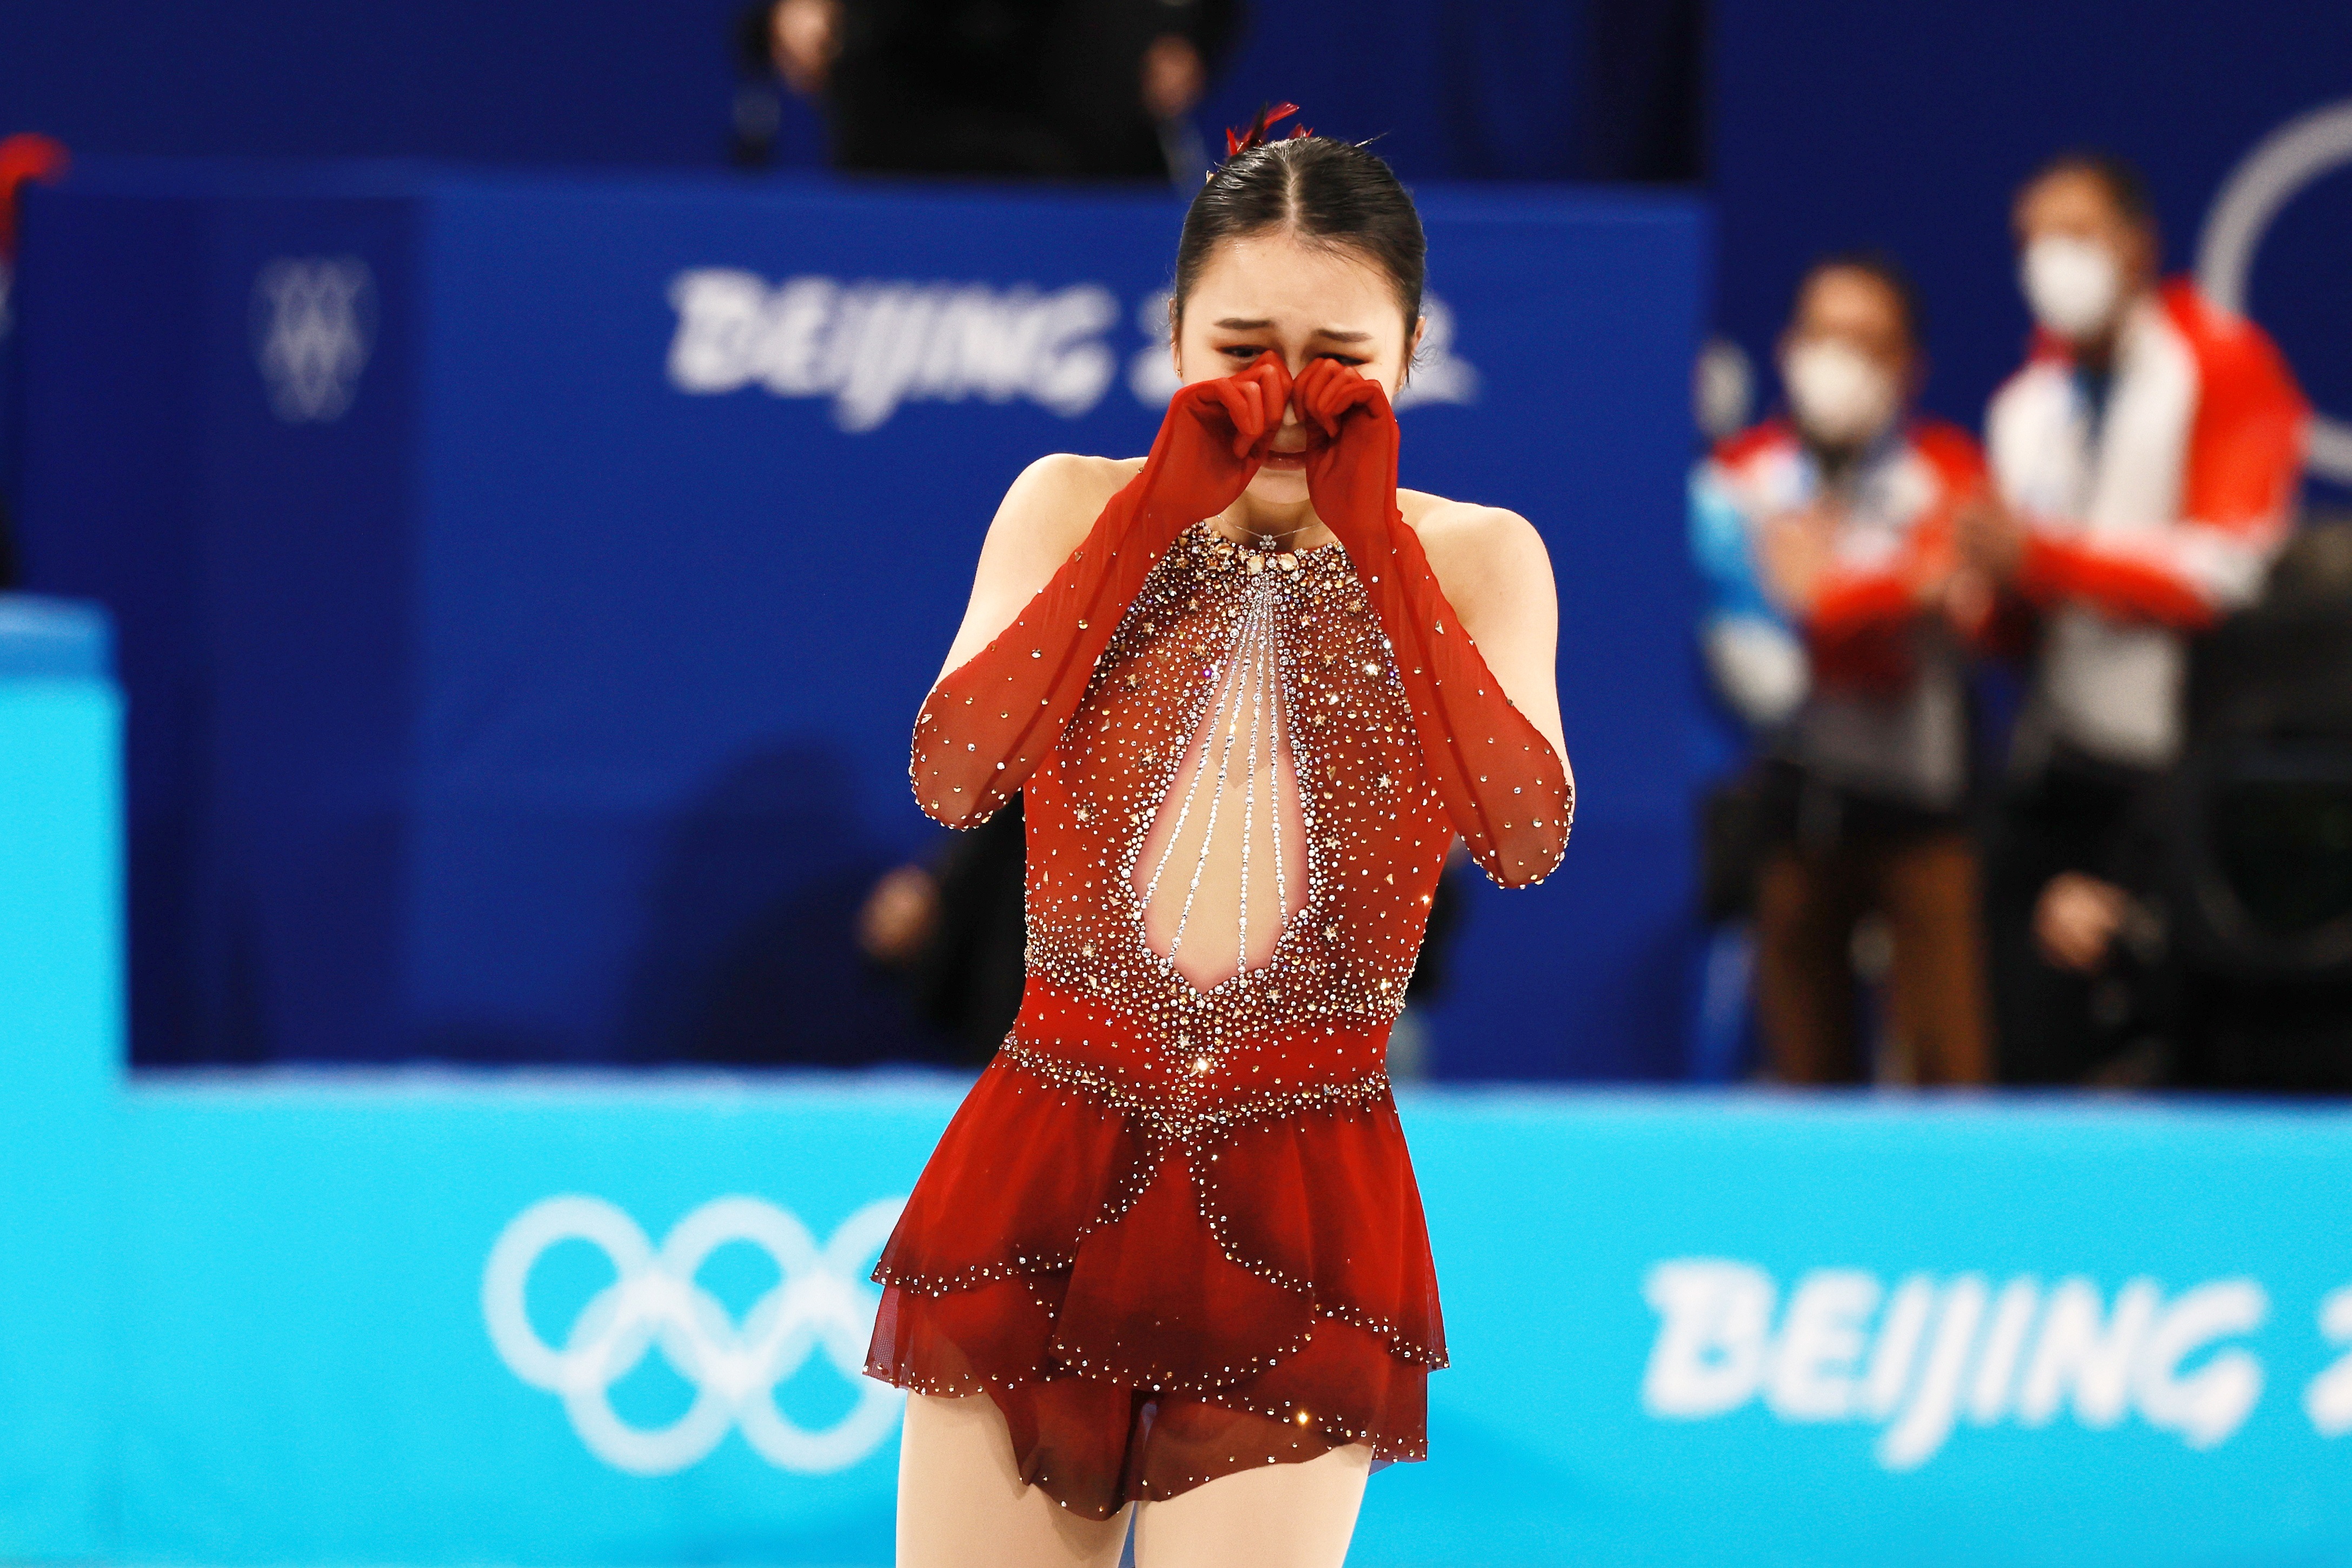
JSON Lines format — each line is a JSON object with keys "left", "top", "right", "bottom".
{"left": 1224, "top": 102, "right": 1311, "bottom": 159}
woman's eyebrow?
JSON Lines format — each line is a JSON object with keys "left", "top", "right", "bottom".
{"left": 1209, "top": 317, "right": 1376, "bottom": 344}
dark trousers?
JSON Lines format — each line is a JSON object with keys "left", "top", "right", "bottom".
{"left": 1981, "top": 763, "right": 2154, "bottom": 1084}
{"left": 1755, "top": 830, "right": 1992, "bottom": 1085}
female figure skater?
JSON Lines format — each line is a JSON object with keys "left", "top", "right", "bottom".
{"left": 866, "top": 106, "right": 1573, "bottom": 1568}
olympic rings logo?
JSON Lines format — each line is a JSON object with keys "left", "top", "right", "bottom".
{"left": 482, "top": 1194, "right": 906, "bottom": 1475}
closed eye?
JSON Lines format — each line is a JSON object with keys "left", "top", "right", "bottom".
{"left": 1218, "top": 346, "right": 1366, "bottom": 367}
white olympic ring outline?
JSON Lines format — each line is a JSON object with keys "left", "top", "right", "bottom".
{"left": 2196, "top": 98, "right": 2352, "bottom": 484}
{"left": 482, "top": 1193, "right": 907, "bottom": 1476}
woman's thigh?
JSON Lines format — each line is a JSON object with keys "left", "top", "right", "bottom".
{"left": 896, "top": 1393, "right": 1130, "bottom": 1568}
{"left": 1131, "top": 1444, "right": 1373, "bottom": 1568}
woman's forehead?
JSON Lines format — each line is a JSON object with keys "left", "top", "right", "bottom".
{"left": 1186, "top": 235, "right": 1400, "bottom": 331}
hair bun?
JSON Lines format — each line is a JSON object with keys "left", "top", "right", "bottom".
{"left": 1224, "top": 102, "right": 1311, "bottom": 160}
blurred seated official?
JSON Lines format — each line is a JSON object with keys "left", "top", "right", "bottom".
{"left": 1692, "top": 254, "right": 1995, "bottom": 1085}
{"left": 756, "top": 0, "right": 1240, "bottom": 180}
{"left": 1959, "top": 152, "right": 2309, "bottom": 1085}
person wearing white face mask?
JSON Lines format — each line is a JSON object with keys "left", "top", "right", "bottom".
{"left": 1690, "top": 254, "right": 1995, "bottom": 1085}
{"left": 1959, "top": 151, "right": 2310, "bottom": 1085}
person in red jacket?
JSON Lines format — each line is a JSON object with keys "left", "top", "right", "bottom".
{"left": 1960, "top": 151, "right": 2310, "bottom": 1084}
{"left": 1692, "top": 253, "right": 1995, "bottom": 1084}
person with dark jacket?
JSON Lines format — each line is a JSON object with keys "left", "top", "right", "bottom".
{"left": 761, "top": 0, "right": 1242, "bottom": 181}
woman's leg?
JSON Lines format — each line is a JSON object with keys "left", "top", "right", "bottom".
{"left": 1131, "top": 1444, "right": 1373, "bottom": 1568}
{"left": 896, "top": 1393, "right": 1131, "bottom": 1568}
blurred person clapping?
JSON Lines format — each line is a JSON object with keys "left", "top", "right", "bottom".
{"left": 1965, "top": 152, "right": 2309, "bottom": 1085}
{"left": 1690, "top": 254, "right": 1996, "bottom": 1085}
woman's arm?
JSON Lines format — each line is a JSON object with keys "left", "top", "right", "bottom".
{"left": 1411, "top": 499, "right": 1571, "bottom": 787}
{"left": 1297, "top": 361, "right": 1573, "bottom": 887}
{"left": 911, "top": 355, "right": 1291, "bottom": 827}
{"left": 932, "top": 454, "right": 1132, "bottom": 680}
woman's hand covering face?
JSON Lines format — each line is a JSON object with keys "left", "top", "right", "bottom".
{"left": 1141, "top": 350, "right": 1295, "bottom": 527}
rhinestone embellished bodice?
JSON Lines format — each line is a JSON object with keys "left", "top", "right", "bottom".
{"left": 1016, "top": 524, "right": 1449, "bottom": 1098}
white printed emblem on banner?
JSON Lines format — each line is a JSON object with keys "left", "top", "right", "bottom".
{"left": 483, "top": 1193, "right": 907, "bottom": 1475}
{"left": 251, "top": 256, "right": 376, "bottom": 423}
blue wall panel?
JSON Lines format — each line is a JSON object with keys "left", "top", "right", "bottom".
{"left": 0, "top": 605, "right": 119, "bottom": 1557}
{"left": 14, "top": 167, "right": 1707, "bottom": 1079}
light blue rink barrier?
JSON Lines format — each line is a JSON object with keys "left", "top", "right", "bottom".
{"left": 9, "top": 598, "right": 2352, "bottom": 1566}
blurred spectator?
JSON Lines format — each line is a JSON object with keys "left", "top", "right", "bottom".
{"left": 856, "top": 796, "right": 1029, "bottom": 1066}
{"left": 1691, "top": 254, "right": 1994, "bottom": 1085}
{"left": 753, "top": 0, "right": 1240, "bottom": 181}
{"left": 0, "top": 133, "right": 70, "bottom": 590}
{"left": 1960, "top": 151, "right": 2309, "bottom": 1085}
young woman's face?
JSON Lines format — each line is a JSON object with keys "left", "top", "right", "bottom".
{"left": 1174, "top": 230, "right": 1421, "bottom": 506}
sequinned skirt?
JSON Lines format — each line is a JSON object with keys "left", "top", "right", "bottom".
{"left": 863, "top": 974, "right": 1445, "bottom": 1519}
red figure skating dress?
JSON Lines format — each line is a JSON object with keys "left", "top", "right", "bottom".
{"left": 865, "top": 356, "right": 1571, "bottom": 1517}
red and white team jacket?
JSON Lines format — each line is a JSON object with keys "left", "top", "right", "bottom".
{"left": 1696, "top": 417, "right": 1989, "bottom": 809}
{"left": 1988, "top": 279, "right": 2309, "bottom": 769}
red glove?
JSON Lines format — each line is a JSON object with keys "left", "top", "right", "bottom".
{"left": 1137, "top": 350, "right": 1293, "bottom": 525}
{"left": 912, "top": 353, "right": 1292, "bottom": 827}
{"left": 1295, "top": 358, "right": 1572, "bottom": 886}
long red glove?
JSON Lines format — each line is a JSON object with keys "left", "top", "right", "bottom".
{"left": 1295, "top": 358, "right": 1571, "bottom": 887}
{"left": 912, "top": 353, "right": 1294, "bottom": 827}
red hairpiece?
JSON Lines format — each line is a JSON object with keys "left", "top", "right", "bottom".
{"left": 1224, "top": 102, "right": 1311, "bottom": 159}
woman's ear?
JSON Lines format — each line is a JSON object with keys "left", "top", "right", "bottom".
{"left": 1400, "top": 314, "right": 1427, "bottom": 391}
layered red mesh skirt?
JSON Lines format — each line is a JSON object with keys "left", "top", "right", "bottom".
{"left": 865, "top": 976, "right": 1445, "bottom": 1518}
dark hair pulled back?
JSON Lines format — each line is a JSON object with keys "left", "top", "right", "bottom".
{"left": 2024, "top": 148, "right": 2156, "bottom": 229}
{"left": 1795, "top": 248, "right": 1926, "bottom": 350}
{"left": 1172, "top": 124, "right": 1427, "bottom": 342}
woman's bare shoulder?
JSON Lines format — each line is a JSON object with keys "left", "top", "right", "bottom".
{"left": 936, "top": 455, "right": 1144, "bottom": 679}
{"left": 1397, "top": 489, "right": 1553, "bottom": 596}
{"left": 1002, "top": 454, "right": 1142, "bottom": 530}
{"left": 972, "top": 453, "right": 1140, "bottom": 564}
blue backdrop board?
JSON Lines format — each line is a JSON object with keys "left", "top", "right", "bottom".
{"left": 12, "top": 163, "right": 1708, "bottom": 1080}
{"left": 37, "top": 1077, "right": 2352, "bottom": 1568}
{"left": 1708, "top": 0, "right": 2352, "bottom": 504}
